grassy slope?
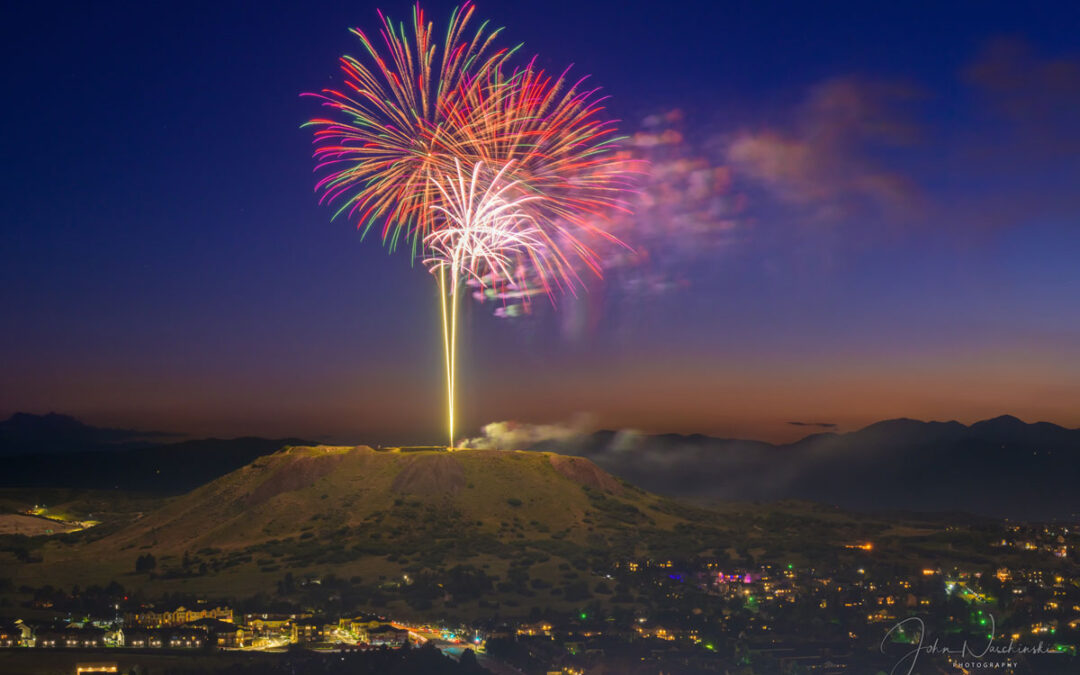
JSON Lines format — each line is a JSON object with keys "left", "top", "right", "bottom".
{"left": 2, "top": 446, "right": 1037, "bottom": 620}
{"left": 8, "top": 447, "right": 687, "bottom": 610}
{"left": 88, "top": 446, "right": 670, "bottom": 553}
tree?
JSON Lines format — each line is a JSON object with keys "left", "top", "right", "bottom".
{"left": 134, "top": 553, "right": 156, "bottom": 574}
{"left": 459, "top": 648, "right": 479, "bottom": 669}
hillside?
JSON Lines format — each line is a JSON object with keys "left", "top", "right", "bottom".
{"left": 7, "top": 447, "right": 679, "bottom": 611}
{"left": 4, "top": 445, "right": 1038, "bottom": 623}
{"left": 6, "top": 445, "right": 907, "bottom": 619}
{"left": 97, "top": 445, "right": 642, "bottom": 555}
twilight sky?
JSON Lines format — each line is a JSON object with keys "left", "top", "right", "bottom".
{"left": 3, "top": 0, "right": 1079, "bottom": 444}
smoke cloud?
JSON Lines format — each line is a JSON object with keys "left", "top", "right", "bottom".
{"left": 462, "top": 415, "right": 596, "bottom": 450}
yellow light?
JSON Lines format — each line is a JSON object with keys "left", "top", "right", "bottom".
{"left": 437, "top": 267, "right": 459, "bottom": 448}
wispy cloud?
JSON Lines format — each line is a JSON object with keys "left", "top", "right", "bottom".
{"left": 787, "top": 421, "right": 838, "bottom": 429}
{"left": 724, "top": 77, "right": 924, "bottom": 225}
{"left": 947, "top": 38, "right": 1080, "bottom": 230}
{"left": 719, "top": 39, "right": 1080, "bottom": 236}
{"left": 964, "top": 37, "right": 1080, "bottom": 157}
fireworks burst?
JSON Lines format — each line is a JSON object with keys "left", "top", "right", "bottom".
{"left": 306, "top": 3, "right": 634, "bottom": 447}
{"left": 441, "top": 59, "right": 638, "bottom": 296}
{"left": 304, "top": 2, "right": 517, "bottom": 255}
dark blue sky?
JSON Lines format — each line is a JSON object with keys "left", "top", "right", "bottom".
{"left": 3, "top": 1, "right": 1079, "bottom": 443}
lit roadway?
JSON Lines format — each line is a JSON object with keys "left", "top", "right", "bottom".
{"left": 388, "top": 622, "right": 524, "bottom": 675}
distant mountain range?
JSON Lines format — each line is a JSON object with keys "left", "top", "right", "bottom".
{"left": 530, "top": 415, "right": 1080, "bottom": 521}
{"left": 0, "top": 412, "right": 177, "bottom": 455}
{"left": 2, "top": 413, "right": 1078, "bottom": 519}
{"left": 0, "top": 413, "right": 310, "bottom": 493}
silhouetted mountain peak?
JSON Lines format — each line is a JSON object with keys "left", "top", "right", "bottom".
{"left": 852, "top": 417, "right": 967, "bottom": 442}
{"left": 973, "top": 414, "right": 1025, "bottom": 428}
{"left": 0, "top": 412, "right": 176, "bottom": 456}
{"left": 2, "top": 412, "right": 94, "bottom": 437}
{"left": 788, "top": 431, "right": 840, "bottom": 446}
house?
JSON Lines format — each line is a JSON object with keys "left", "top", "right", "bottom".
{"left": 246, "top": 614, "right": 294, "bottom": 637}
{"left": 340, "top": 617, "right": 385, "bottom": 643}
{"left": 291, "top": 618, "right": 325, "bottom": 645}
{"left": 63, "top": 626, "right": 106, "bottom": 648}
{"left": 31, "top": 622, "right": 67, "bottom": 648}
{"left": 0, "top": 620, "right": 31, "bottom": 647}
{"left": 27, "top": 623, "right": 104, "bottom": 649}
{"left": 367, "top": 624, "right": 409, "bottom": 647}
{"left": 127, "top": 605, "right": 233, "bottom": 628}
{"left": 166, "top": 627, "right": 206, "bottom": 649}
{"left": 122, "top": 630, "right": 152, "bottom": 648}
{"left": 103, "top": 627, "right": 123, "bottom": 647}
{"left": 146, "top": 630, "right": 166, "bottom": 648}
{"left": 185, "top": 618, "right": 244, "bottom": 648}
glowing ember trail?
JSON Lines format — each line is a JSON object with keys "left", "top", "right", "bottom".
{"left": 424, "top": 159, "right": 547, "bottom": 445}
